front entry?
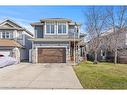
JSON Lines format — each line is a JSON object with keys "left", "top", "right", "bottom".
{"left": 38, "top": 48, "right": 66, "bottom": 63}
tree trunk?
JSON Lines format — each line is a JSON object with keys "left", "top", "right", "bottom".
{"left": 114, "top": 49, "right": 117, "bottom": 64}
{"left": 93, "top": 51, "right": 98, "bottom": 64}
{"left": 84, "top": 50, "right": 87, "bottom": 61}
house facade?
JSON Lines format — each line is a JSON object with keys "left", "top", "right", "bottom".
{"left": 0, "top": 19, "right": 33, "bottom": 62}
{"left": 87, "top": 28, "right": 127, "bottom": 63}
{"left": 30, "top": 18, "right": 85, "bottom": 63}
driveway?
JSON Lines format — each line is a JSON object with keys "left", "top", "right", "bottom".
{"left": 0, "top": 63, "right": 83, "bottom": 89}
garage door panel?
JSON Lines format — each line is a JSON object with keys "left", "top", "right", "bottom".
{"left": 38, "top": 57, "right": 63, "bottom": 63}
{"left": 39, "top": 49, "right": 64, "bottom": 55}
{"left": 38, "top": 48, "right": 66, "bottom": 63}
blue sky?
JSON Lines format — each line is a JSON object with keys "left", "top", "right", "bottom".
{"left": 0, "top": 6, "right": 120, "bottom": 34}
{"left": 0, "top": 6, "right": 89, "bottom": 34}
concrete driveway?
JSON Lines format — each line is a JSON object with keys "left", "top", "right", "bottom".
{"left": 0, "top": 63, "right": 82, "bottom": 89}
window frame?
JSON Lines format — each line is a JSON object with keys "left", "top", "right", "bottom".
{"left": 1, "top": 30, "right": 13, "bottom": 39}
{"left": 45, "top": 22, "right": 56, "bottom": 35}
{"left": 57, "top": 22, "right": 68, "bottom": 35}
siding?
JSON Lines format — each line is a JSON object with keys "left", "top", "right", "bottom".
{"left": 35, "top": 25, "right": 79, "bottom": 39}
{"left": 33, "top": 41, "right": 69, "bottom": 48}
{"left": 35, "top": 26, "right": 43, "bottom": 38}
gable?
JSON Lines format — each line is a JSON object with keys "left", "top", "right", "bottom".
{"left": 0, "top": 20, "right": 23, "bottom": 29}
{"left": 1, "top": 23, "right": 14, "bottom": 28}
{"left": 0, "top": 19, "right": 33, "bottom": 36}
{"left": 6, "top": 20, "right": 22, "bottom": 28}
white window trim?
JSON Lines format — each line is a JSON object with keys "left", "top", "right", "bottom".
{"left": 2, "top": 31, "right": 12, "bottom": 39}
{"left": 44, "top": 22, "right": 56, "bottom": 35}
{"left": 44, "top": 22, "right": 68, "bottom": 35}
{"left": 57, "top": 22, "right": 68, "bottom": 35}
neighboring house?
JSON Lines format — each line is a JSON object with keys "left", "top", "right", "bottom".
{"left": 0, "top": 19, "right": 33, "bottom": 62}
{"left": 87, "top": 28, "right": 127, "bottom": 63}
{"left": 30, "top": 18, "right": 86, "bottom": 63}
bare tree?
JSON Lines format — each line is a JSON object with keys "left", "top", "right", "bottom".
{"left": 106, "top": 6, "right": 127, "bottom": 64}
{"left": 85, "top": 7, "right": 109, "bottom": 64}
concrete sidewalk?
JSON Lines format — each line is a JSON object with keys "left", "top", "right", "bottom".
{"left": 0, "top": 63, "right": 83, "bottom": 89}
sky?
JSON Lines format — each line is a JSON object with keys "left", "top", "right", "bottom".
{"left": 0, "top": 6, "right": 89, "bottom": 34}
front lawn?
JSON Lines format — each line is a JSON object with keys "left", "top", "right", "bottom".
{"left": 74, "top": 61, "right": 127, "bottom": 89}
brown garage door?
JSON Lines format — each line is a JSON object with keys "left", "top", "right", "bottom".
{"left": 38, "top": 48, "right": 66, "bottom": 63}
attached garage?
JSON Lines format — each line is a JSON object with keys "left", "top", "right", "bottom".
{"left": 0, "top": 50, "right": 11, "bottom": 57}
{"left": 38, "top": 48, "right": 66, "bottom": 63}
{"left": 0, "top": 39, "right": 22, "bottom": 62}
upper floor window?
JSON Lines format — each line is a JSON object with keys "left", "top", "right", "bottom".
{"left": 45, "top": 22, "right": 68, "bottom": 35}
{"left": 0, "top": 30, "right": 13, "bottom": 39}
{"left": 58, "top": 23, "right": 67, "bottom": 34}
{"left": 46, "top": 22, "right": 55, "bottom": 34}
{"left": 2, "top": 32, "right": 10, "bottom": 39}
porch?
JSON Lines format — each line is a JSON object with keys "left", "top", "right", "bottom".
{"left": 68, "top": 41, "right": 86, "bottom": 64}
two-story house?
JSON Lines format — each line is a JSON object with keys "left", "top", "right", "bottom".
{"left": 0, "top": 19, "right": 33, "bottom": 62}
{"left": 30, "top": 18, "right": 85, "bottom": 64}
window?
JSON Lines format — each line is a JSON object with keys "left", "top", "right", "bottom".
{"left": 46, "top": 25, "right": 50, "bottom": 33}
{"left": 51, "top": 25, "right": 55, "bottom": 33}
{"left": 58, "top": 23, "right": 67, "bottom": 34}
{"left": 2, "top": 31, "right": 12, "bottom": 39}
{"left": 45, "top": 22, "right": 68, "bottom": 35}
{"left": 6, "top": 32, "right": 10, "bottom": 38}
{"left": 2, "top": 32, "right": 6, "bottom": 38}
{"left": 2, "top": 32, "right": 10, "bottom": 38}
{"left": 46, "top": 23, "right": 55, "bottom": 34}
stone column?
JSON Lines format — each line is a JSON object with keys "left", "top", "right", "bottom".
{"left": 32, "top": 48, "right": 37, "bottom": 64}
{"left": 12, "top": 47, "right": 20, "bottom": 63}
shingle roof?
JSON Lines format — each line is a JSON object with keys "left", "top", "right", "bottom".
{"left": 0, "top": 39, "right": 22, "bottom": 47}
{"left": 40, "top": 18, "right": 72, "bottom": 22}
{"left": 30, "top": 22, "right": 44, "bottom": 26}
{"left": 31, "top": 18, "right": 81, "bottom": 27}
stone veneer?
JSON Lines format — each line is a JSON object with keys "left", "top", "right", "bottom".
{"left": 31, "top": 41, "right": 71, "bottom": 63}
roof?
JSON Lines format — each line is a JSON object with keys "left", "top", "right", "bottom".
{"left": 0, "top": 26, "right": 24, "bottom": 30}
{"left": 69, "top": 22, "right": 81, "bottom": 26}
{"left": 29, "top": 38, "right": 81, "bottom": 42}
{"left": 31, "top": 22, "right": 44, "bottom": 26}
{"left": 40, "top": 18, "right": 72, "bottom": 22}
{"left": 0, "top": 39, "right": 22, "bottom": 47}
{"left": 0, "top": 19, "right": 22, "bottom": 28}
{"left": 101, "top": 29, "right": 114, "bottom": 37}
{"left": 30, "top": 18, "right": 81, "bottom": 26}
{"left": 31, "top": 18, "right": 81, "bottom": 26}
{"left": 0, "top": 19, "right": 33, "bottom": 37}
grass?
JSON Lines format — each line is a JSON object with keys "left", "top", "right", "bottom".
{"left": 73, "top": 61, "right": 127, "bottom": 89}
